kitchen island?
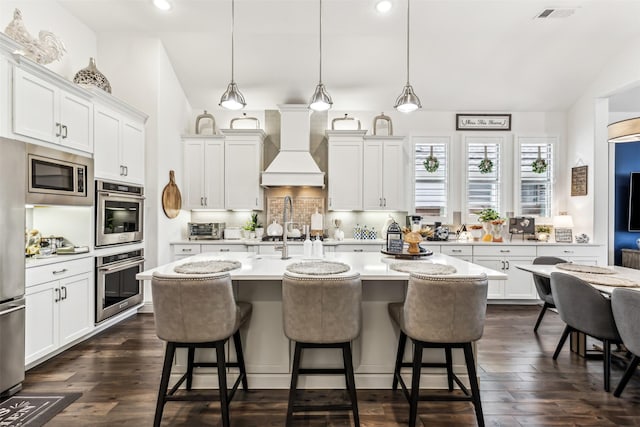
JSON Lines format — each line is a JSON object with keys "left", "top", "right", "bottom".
{"left": 137, "top": 251, "right": 506, "bottom": 389}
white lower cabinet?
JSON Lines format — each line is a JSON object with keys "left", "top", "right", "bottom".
{"left": 536, "top": 245, "right": 601, "bottom": 265}
{"left": 25, "top": 258, "right": 93, "bottom": 365}
{"left": 473, "top": 245, "right": 537, "bottom": 300}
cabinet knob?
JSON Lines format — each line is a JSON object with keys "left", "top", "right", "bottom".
{"left": 55, "top": 122, "right": 61, "bottom": 137}
{"left": 61, "top": 124, "right": 68, "bottom": 139}
{"left": 204, "top": 197, "right": 208, "bottom": 206}
{"left": 353, "top": 249, "right": 364, "bottom": 252}
{"left": 452, "top": 249, "right": 462, "bottom": 253}
{"left": 383, "top": 198, "right": 386, "bottom": 207}
{"left": 220, "top": 248, "right": 230, "bottom": 252}
{"left": 500, "top": 250, "right": 510, "bottom": 253}
{"left": 54, "top": 288, "right": 61, "bottom": 303}
{"left": 563, "top": 250, "right": 574, "bottom": 254}
{"left": 61, "top": 286, "right": 67, "bottom": 300}
{"left": 52, "top": 268, "right": 68, "bottom": 275}
{"left": 182, "top": 248, "right": 192, "bottom": 252}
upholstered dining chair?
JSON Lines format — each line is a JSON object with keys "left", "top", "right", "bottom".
{"left": 151, "top": 272, "right": 252, "bottom": 427}
{"left": 612, "top": 288, "right": 640, "bottom": 397}
{"left": 282, "top": 271, "right": 362, "bottom": 427}
{"left": 532, "top": 256, "right": 566, "bottom": 332}
{"left": 550, "top": 272, "right": 622, "bottom": 392}
{"left": 388, "top": 273, "right": 488, "bottom": 427}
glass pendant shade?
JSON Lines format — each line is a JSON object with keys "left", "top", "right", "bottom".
{"left": 219, "top": 82, "right": 246, "bottom": 110}
{"left": 394, "top": 83, "right": 421, "bottom": 113}
{"left": 309, "top": 83, "right": 332, "bottom": 111}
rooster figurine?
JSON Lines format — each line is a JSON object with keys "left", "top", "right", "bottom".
{"left": 4, "top": 9, "right": 66, "bottom": 64}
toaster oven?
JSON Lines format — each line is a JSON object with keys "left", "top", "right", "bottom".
{"left": 188, "top": 223, "right": 225, "bottom": 240}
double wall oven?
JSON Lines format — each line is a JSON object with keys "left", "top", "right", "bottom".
{"left": 95, "top": 180, "right": 145, "bottom": 323}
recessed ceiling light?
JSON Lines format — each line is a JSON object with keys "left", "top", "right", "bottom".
{"left": 376, "top": 0, "right": 393, "bottom": 13}
{"left": 153, "top": 0, "right": 172, "bottom": 11}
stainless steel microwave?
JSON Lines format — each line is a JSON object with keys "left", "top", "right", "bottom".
{"left": 26, "top": 144, "right": 94, "bottom": 206}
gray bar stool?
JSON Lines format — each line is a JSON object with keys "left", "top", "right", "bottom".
{"left": 282, "top": 271, "right": 362, "bottom": 427}
{"left": 151, "top": 272, "right": 252, "bottom": 427}
{"left": 388, "top": 273, "right": 488, "bottom": 427}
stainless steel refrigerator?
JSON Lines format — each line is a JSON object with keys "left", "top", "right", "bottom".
{"left": 0, "top": 138, "right": 26, "bottom": 397}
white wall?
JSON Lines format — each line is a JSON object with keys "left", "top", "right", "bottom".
{"left": 567, "top": 35, "right": 640, "bottom": 251}
{"left": 1, "top": 0, "right": 97, "bottom": 79}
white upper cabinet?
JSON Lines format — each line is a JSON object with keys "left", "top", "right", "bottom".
{"left": 92, "top": 90, "right": 147, "bottom": 185}
{"left": 222, "top": 129, "right": 265, "bottom": 210}
{"left": 13, "top": 66, "right": 93, "bottom": 153}
{"left": 363, "top": 136, "right": 405, "bottom": 211}
{"left": 327, "top": 130, "right": 365, "bottom": 211}
{"left": 182, "top": 136, "right": 225, "bottom": 209}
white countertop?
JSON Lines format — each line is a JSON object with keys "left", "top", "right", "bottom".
{"left": 137, "top": 251, "right": 508, "bottom": 281}
{"left": 172, "top": 238, "right": 603, "bottom": 247}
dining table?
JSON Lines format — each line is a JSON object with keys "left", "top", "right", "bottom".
{"left": 516, "top": 262, "right": 640, "bottom": 358}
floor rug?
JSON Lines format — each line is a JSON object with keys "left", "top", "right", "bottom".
{"left": 0, "top": 392, "right": 81, "bottom": 426}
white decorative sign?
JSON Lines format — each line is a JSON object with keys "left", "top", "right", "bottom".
{"left": 456, "top": 114, "right": 511, "bottom": 131}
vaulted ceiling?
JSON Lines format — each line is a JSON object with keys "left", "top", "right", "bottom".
{"left": 58, "top": 0, "right": 640, "bottom": 112}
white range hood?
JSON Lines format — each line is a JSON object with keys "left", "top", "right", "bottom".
{"left": 261, "top": 104, "right": 325, "bottom": 187}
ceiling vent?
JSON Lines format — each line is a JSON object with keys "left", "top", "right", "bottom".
{"left": 534, "top": 8, "right": 576, "bottom": 19}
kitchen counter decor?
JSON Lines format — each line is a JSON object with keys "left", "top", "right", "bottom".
{"left": 381, "top": 247, "right": 433, "bottom": 259}
{"left": 73, "top": 57, "right": 112, "bottom": 93}
{"left": 390, "top": 262, "right": 456, "bottom": 275}
{"left": 161, "top": 170, "right": 182, "bottom": 219}
{"left": 173, "top": 260, "right": 241, "bottom": 274}
{"left": 556, "top": 263, "right": 616, "bottom": 275}
{"left": 5, "top": 9, "right": 66, "bottom": 64}
{"left": 286, "top": 261, "right": 350, "bottom": 275}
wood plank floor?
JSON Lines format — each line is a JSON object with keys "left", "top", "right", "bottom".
{"left": 19, "top": 305, "right": 640, "bottom": 426}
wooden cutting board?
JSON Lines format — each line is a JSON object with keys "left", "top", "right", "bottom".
{"left": 162, "top": 170, "right": 182, "bottom": 219}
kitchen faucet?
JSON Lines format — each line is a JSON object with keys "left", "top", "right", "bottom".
{"left": 282, "top": 195, "right": 293, "bottom": 259}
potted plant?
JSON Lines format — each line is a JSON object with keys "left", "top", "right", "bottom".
{"left": 477, "top": 208, "right": 502, "bottom": 241}
{"left": 536, "top": 225, "right": 551, "bottom": 242}
{"left": 243, "top": 213, "right": 263, "bottom": 239}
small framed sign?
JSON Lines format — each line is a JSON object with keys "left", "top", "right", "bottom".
{"left": 571, "top": 165, "right": 588, "bottom": 196}
{"left": 555, "top": 228, "right": 573, "bottom": 243}
{"left": 456, "top": 114, "right": 511, "bottom": 131}
{"left": 508, "top": 217, "right": 535, "bottom": 235}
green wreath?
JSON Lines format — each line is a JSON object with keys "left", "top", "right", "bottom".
{"left": 478, "top": 158, "right": 493, "bottom": 174}
{"left": 531, "top": 158, "right": 547, "bottom": 174}
{"left": 423, "top": 156, "right": 439, "bottom": 173}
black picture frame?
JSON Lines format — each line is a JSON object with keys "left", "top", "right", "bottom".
{"left": 456, "top": 114, "right": 511, "bottom": 131}
{"left": 508, "top": 217, "right": 535, "bottom": 235}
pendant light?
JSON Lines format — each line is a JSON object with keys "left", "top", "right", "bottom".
{"left": 219, "top": 0, "right": 246, "bottom": 110}
{"left": 309, "top": 0, "right": 333, "bottom": 111}
{"left": 394, "top": 0, "right": 421, "bottom": 113}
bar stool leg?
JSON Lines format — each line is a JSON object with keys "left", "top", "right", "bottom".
{"left": 216, "top": 341, "right": 230, "bottom": 427}
{"left": 286, "top": 342, "right": 302, "bottom": 427}
{"left": 342, "top": 342, "right": 360, "bottom": 426}
{"left": 186, "top": 345, "right": 195, "bottom": 390}
{"left": 445, "top": 346, "right": 454, "bottom": 392}
{"left": 409, "top": 341, "right": 423, "bottom": 427}
{"left": 154, "top": 342, "right": 175, "bottom": 427}
{"left": 233, "top": 331, "right": 249, "bottom": 391}
{"left": 463, "top": 343, "right": 484, "bottom": 427}
{"left": 392, "top": 331, "right": 407, "bottom": 390}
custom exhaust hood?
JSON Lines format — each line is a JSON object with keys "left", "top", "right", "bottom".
{"left": 261, "top": 104, "right": 325, "bottom": 187}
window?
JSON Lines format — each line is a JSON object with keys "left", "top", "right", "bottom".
{"left": 466, "top": 138, "right": 502, "bottom": 217}
{"left": 518, "top": 138, "right": 554, "bottom": 217}
{"left": 413, "top": 137, "right": 449, "bottom": 218}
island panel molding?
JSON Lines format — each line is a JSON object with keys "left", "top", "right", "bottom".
{"left": 456, "top": 113, "right": 511, "bottom": 131}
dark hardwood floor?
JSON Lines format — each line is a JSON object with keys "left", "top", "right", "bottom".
{"left": 20, "top": 305, "right": 640, "bottom": 426}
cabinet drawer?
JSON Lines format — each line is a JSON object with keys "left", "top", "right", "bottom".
{"left": 537, "top": 245, "right": 600, "bottom": 258}
{"left": 26, "top": 257, "right": 92, "bottom": 287}
{"left": 172, "top": 244, "right": 201, "bottom": 256}
{"left": 201, "top": 244, "right": 247, "bottom": 253}
{"left": 440, "top": 245, "right": 472, "bottom": 256}
{"left": 335, "top": 244, "right": 382, "bottom": 253}
{"left": 473, "top": 245, "right": 536, "bottom": 257}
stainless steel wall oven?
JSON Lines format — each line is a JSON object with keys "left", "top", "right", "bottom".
{"left": 95, "top": 180, "right": 144, "bottom": 247}
{"left": 96, "top": 249, "right": 144, "bottom": 323}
